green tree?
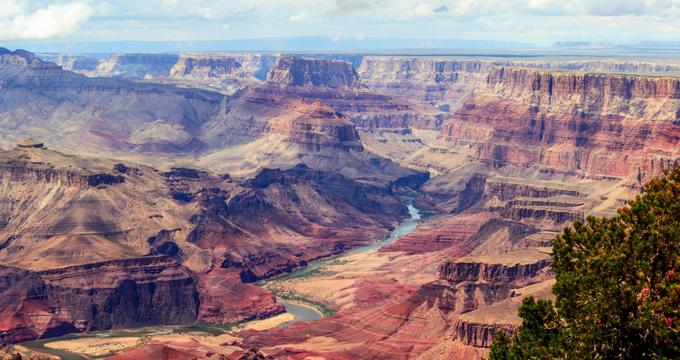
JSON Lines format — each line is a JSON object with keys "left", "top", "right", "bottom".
{"left": 490, "top": 167, "right": 680, "bottom": 359}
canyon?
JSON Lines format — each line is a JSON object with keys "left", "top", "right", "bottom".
{"left": 0, "top": 47, "right": 678, "bottom": 359}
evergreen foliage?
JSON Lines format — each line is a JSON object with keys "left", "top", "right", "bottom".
{"left": 489, "top": 168, "right": 680, "bottom": 359}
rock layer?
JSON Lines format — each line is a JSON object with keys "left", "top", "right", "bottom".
{"left": 0, "top": 256, "right": 198, "bottom": 345}
{"left": 268, "top": 56, "right": 358, "bottom": 88}
{"left": 439, "top": 67, "right": 680, "bottom": 180}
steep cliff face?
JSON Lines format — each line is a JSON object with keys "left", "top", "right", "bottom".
{"left": 438, "top": 250, "right": 552, "bottom": 286}
{"left": 170, "top": 53, "right": 278, "bottom": 81}
{"left": 40, "top": 256, "right": 199, "bottom": 330}
{"left": 51, "top": 54, "right": 101, "bottom": 72}
{"left": 510, "top": 59, "right": 680, "bottom": 75}
{"left": 267, "top": 56, "right": 359, "bottom": 88}
{"left": 358, "top": 57, "right": 487, "bottom": 106}
{"left": 438, "top": 67, "right": 680, "bottom": 181}
{"left": 0, "top": 256, "right": 199, "bottom": 344}
{"left": 93, "top": 53, "right": 180, "bottom": 78}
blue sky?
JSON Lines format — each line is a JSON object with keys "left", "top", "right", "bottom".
{"left": 1, "top": 0, "right": 680, "bottom": 46}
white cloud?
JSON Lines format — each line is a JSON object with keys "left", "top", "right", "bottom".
{"left": 413, "top": 4, "right": 435, "bottom": 16}
{"left": 0, "top": 1, "right": 94, "bottom": 41}
{"left": 0, "top": 0, "right": 26, "bottom": 19}
{"left": 289, "top": 11, "right": 309, "bottom": 22}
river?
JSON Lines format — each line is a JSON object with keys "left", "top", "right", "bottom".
{"left": 265, "top": 203, "right": 422, "bottom": 326}
{"left": 15, "top": 204, "right": 421, "bottom": 359}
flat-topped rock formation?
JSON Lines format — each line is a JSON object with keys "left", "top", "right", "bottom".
{"left": 16, "top": 138, "right": 43, "bottom": 148}
{"left": 170, "top": 53, "right": 277, "bottom": 81}
{"left": 510, "top": 59, "right": 680, "bottom": 76}
{"left": 93, "top": 53, "right": 180, "bottom": 79}
{"left": 358, "top": 57, "right": 487, "bottom": 107}
{"left": 439, "top": 248, "right": 552, "bottom": 285}
{"left": 267, "top": 56, "right": 359, "bottom": 88}
{"left": 454, "top": 279, "right": 555, "bottom": 347}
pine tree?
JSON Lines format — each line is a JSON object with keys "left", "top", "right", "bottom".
{"left": 489, "top": 167, "right": 680, "bottom": 359}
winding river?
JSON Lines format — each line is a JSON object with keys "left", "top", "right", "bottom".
{"left": 15, "top": 204, "right": 421, "bottom": 359}
{"left": 267, "top": 203, "right": 422, "bottom": 326}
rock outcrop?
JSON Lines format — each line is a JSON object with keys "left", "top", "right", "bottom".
{"left": 266, "top": 101, "right": 364, "bottom": 151}
{"left": 93, "top": 53, "right": 180, "bottom": 78}
{"left": 438, "top": 249, "right": 552, "bottom": 286}
{"left": 52, "top": 54, "right": 100, "bottom": 72}
{"left": 357, "top": 57, "right": 487, "bottom": 106}
{"left": 170, "top": 53, "right": 278, "bottom": 81}
{"left": 0, "top": 256, "right": 198, "bottom": 344}
{"left": 267, "top": 56, "right": 358, "bottom": 88}
{"left": 1, "top": 147, "right": 124, "bottom": 189}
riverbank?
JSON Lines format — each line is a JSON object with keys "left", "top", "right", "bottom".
{"left": 260, "top": 204, "right": 422, "bottom": 325}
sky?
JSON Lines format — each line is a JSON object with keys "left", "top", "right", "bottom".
{"left": 1, "top": 0, "right": 680, "bottom": 47}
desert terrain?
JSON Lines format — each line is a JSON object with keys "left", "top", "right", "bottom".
{"left": 0, "top": 45, "right": 677, "bottom": 359}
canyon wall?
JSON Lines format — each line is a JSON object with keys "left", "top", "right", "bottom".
{"left": 438, "top": 67, "right": 680, "bottom": 181}
{"left": 0, "top": 256, "right": 198, "bottom": 344}
{"left": 170, "top": 53, "right": 278, "bottom": 81}
{"left": 93, "top": 53, "right": 180, "bottom": 78}
{"left": 357, "top": 57, "right": 487, "bottom": 106}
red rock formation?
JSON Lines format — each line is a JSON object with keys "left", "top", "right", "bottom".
{"left": 439, "top": 67, "right": 680, "bottom": 181}
{"left": 197, "top": 268, "right": 284, "bottom": 324}
{"left": 0, "top": 256, "right": 199, "bottom": 345}
{"left": 266, "top": 101, "right": 364, "bottom": 152}
{"left": 453, "top": 321, "right": 515, "bottom": 348}
{"left": 0, "top": 146, "right": 417, "bottom": 345}
{"left": 439, "top": 254, "right": 552, "bottom": 286}
{"left": 380, "top": 213, "right": 489, "bottom": 255}
{"left": 240, "top": 248, "right": 552, "bottom": 359}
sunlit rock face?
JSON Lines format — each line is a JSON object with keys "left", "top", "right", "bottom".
{"left": 438, "top": 67, "right": 680, "bottom": 181}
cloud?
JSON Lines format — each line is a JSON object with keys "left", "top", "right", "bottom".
{"left": 0, "top": 1, "right": 94, "bottom": 40}
{"left": 335, "top": 0, "right": 374, "bottom": 12}
{"left": 413, "top": 4, "right": 435, "bottom": 16}
{"left": 0, "top": 0, "right": 26, "bottom": 19}
{"left": 585, "top": 1, "right": 647, "bottom": 16}
{"left": 289, "top": 11, "right": 309, "bottom": 22}
{"left": 434, "top": 5, "right": 448, "bottom": 13}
